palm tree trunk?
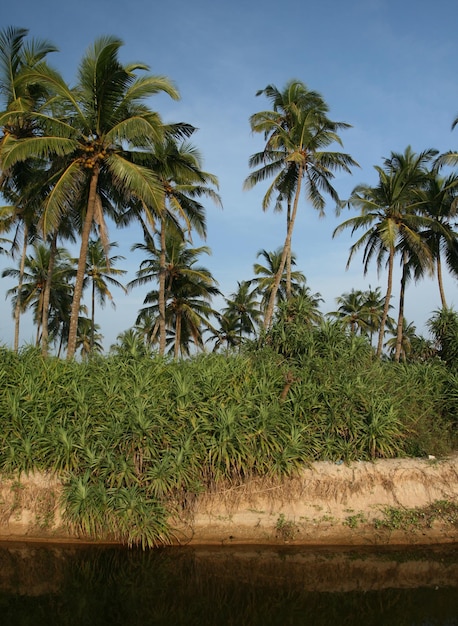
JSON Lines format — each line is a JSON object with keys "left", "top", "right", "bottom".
{"left": 41, "top": 230, "right": 57, "bottom": 356}
{"left": 174, "top": 312, "right": 181, "bottom": 359}
{"left": 149, "top": 319, "right": 160, "bottom": 346}
{"left": 394, "top": 252, "right": 408, "bottom": 362}
{"left": 264, "top": 168, "right": 303, "bottom": 329}
{"left": 159, "top": 218, "right": 167, "bottom": 355}
{"left": 13, "top": 224, "right": 28, "bottom": 352}
{"left": 67, "top": 167, "right": 99, "bottom": 360}
{"left": 286, "top": 200, "right": 292, "bottom": 300}
{"left": 437, "top": 255, "right": 447, "bottom": 308}
{"left": 91, "top": 279, "right": 95, "bottom": 353}
{"left": 35, "top": 286, "right": 44, "bottom": 347}
{"left": 376, "top": 247, "right": 394, "bottom": 358}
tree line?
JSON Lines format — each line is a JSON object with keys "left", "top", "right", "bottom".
{"left": 1, "top": 27, "right": 457, "bottom": 362}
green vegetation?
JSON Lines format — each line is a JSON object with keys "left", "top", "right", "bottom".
{"left": 0, "top": 311, "right": 456, "bottom": 546}
{"left": 374, "top": 500, "right": 458, "bottom": 532}
{"left": 275, "top": 514, "right": 298, "bottom": 541}
{"left": 343, "top": 513, "right": 367, "bottom": 529}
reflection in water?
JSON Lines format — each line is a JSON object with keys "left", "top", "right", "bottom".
{"left": 0, "top": 542, "right": 457, "bottom": 625}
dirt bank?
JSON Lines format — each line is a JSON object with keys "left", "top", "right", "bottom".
{"left": 1, "top": 455, "right": 457, "bottom": 546}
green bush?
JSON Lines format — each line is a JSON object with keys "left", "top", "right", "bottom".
{"left": 0, "top": 327, "right": 456, "bottom": 547}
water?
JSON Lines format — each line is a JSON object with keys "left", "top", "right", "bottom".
{"left": 0, "top": 541, "right": 457, "bottom": 625}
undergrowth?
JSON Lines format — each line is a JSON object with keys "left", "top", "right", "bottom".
{"left": 0, "top": 323, "right": 456, "bottom": 547}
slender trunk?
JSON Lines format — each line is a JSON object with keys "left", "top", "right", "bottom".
{"left": 35, "top": 286, "right": 44, "bottom": 346}
{"left": 57, "top": 332, "right": 63, "bottom": 358}
{"left": 394, "top": 251, "right": 408, "bottom": 362}
{"left": 174, "top": 311, "right": 181, "bottom": 359}
{"left": 264, "top": 166, "right": 303, "bottom": 329}
{"left": 158, "top": 218, "right": 167, "bottom": 355}
{"left": 35, "top": 318, "right": 41, "bottom": 346}
{"left": 149, "top": 319, "right": 160, "bottom": 346}
{"left": 13, "top": 224, "right": 28, "bottom": 352}
{"left": 286, "top": 200, "right": 292, "bottom": 300}
{"left": 376, "top": 246, "right": 394, "bottom": 358}
{"left": 41, "top": 230, "right": 57, "bottom": 356}
{"left": 91, "top": 279, "right": 95, "bottom": 353}
{"left": 67, "top": 167, "right": 99, "bottom": 360}
{"left": 437, "top": 255, "right": 447, "bottom": 308}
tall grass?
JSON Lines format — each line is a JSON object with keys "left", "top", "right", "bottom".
{"left": 0, "top": 327, "right": 456, "bottom": 546}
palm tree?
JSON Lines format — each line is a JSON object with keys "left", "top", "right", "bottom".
{"left": 75, "top": 317, "right": 103, "bottom": 359}
{"left": 420, "top": 170, "right": 458, "bottom": 307}
{"left": 2, "top": 241, "right": 74, "bottom": 345}
{"left": 290, "top": 283, "right": 324, "bottom": 326}
{"left": 427, "top": 307, "right": 458, "bottom": 367}
{"left": 385, "top": 148, "right": 437, "bottom": 361}
{"left": 84, "top": 238, "right": 126, "bottom": 352}
{"left": 165, "top": 275, "right": 221, "bottom": 359}
{"left": 328, "top": 289, "right": 370, "bottom": 335}
{"left": 0, "top": 35, "right": 181, "bottom": 359}
{"left": 334, "top": 147, "right": 437, "bottom": 358}
{"left": 0, "top": 26, "right": 57, "bottom": 115}
{"left": 0, "top": 26, "right": 58, "bottom": 351}
{"left": 206, "top": 312, "right": 241, "bottom": 353}
{"left": 251, "top": 247, "right": 305, "bottom": 317}
{"left": 221, "top": 280, "right": 261, "bottom": 342}
{"left": 360, "top": 286, "right": 387, "bottom": 344}
{"left": 110, "top": 328, "right": 152, "bottom": 358}
{"left": 120, "top": 137, "right": 220, "bottom": 355}
{"left": 328, "top": 287, "right": 387, "bottom": 341}
{"left": 40, "top": 212, "right": 78, "bottom": 356}
{"left": 244, "top": 80, "right": 357, "bottom": 327}
{"left": 132, "top": 230, "right": 221, "bottom": 358}
{"left": 384, "top": 317, "right": 417, "bottom": 362}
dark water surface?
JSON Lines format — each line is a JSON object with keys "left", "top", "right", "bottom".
{"left": 0, "top": 541, "right": 457, "bottom": 625}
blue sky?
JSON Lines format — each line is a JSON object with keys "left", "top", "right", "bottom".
{"left": 1, "top": 0, "right": 458, "bottom": 350}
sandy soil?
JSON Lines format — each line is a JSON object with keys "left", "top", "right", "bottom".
{"left": 0, "top": 454, "right": 457, "bottom": 546}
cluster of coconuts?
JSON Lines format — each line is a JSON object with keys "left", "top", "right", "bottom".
{"left": 81, "top": 143, "right": 108, "bottom": 169}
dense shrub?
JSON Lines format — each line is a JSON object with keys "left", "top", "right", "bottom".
{"left": 0, "top": 328, "right": 456, "bottom": 546}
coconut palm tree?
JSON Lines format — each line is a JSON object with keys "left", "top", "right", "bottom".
{"left": 0, "top": 26, "right": 57, "bottom": 116}
{"left": 75, "top": 317, "right": 103, "bottom": 359}
{"left": 221, "top": 280, "right": 262, "bottom": 342}
{"left": 163, "top": 276, "right": 220, "bottom": 359}
{"left": 132, "top": 230, "right": 221, "bottom": 358}
{"left": 328, "top": 287, "right": 387, "bottom": 342}
{"left": 385, "top": 148, "right": 437, "bottom": 361}
{"left": 244, "top": 80, "right": 357, "bottom": 327}
{"left": 206, "top": 312, "right": 241, "bottom": 353}
{"left": 2, "top": 241, "right": 74, "bottom": 346}
{"left": 39, "top": 212, "right": 78, "bottom": 356}
{"left": 420, "top": 170, "right": 458, "bottom": 307}
{"left": 384, "top": 317, "right": 417, "bottom": 362}
{"left": 360, "top": 286, "right": 387, "bottom": 344}
{"left": 290, "top": 283, "right": 324, "bottom": 326}
{"left": 0, "top": 35, "right": 181, "bottom": 359}
{"left": 334, "top": 147, "right": 437, "bottom": 358}
{"left": 328, "top": 289, "right": 370, "bottom": 335}
{"left": 251, "top": 247, "right": 305, "bottom": 317}
{"left": 0, "top": 26, "right": 58, "bottom": 350}
{"left": 427, "top": 307, "right": 458, "bottom": 368}
{"left": 120, "top": 137, "right": 220, "bottom": 355}
{"left": 110, "top": 328, "right": 152, "bottom": 358}
{"left": 84, "top": 238, "right": 126, "bottom": 352}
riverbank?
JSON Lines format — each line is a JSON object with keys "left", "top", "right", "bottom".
{"left": 1, "top": 454, "right": 457, "bottom": 546}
